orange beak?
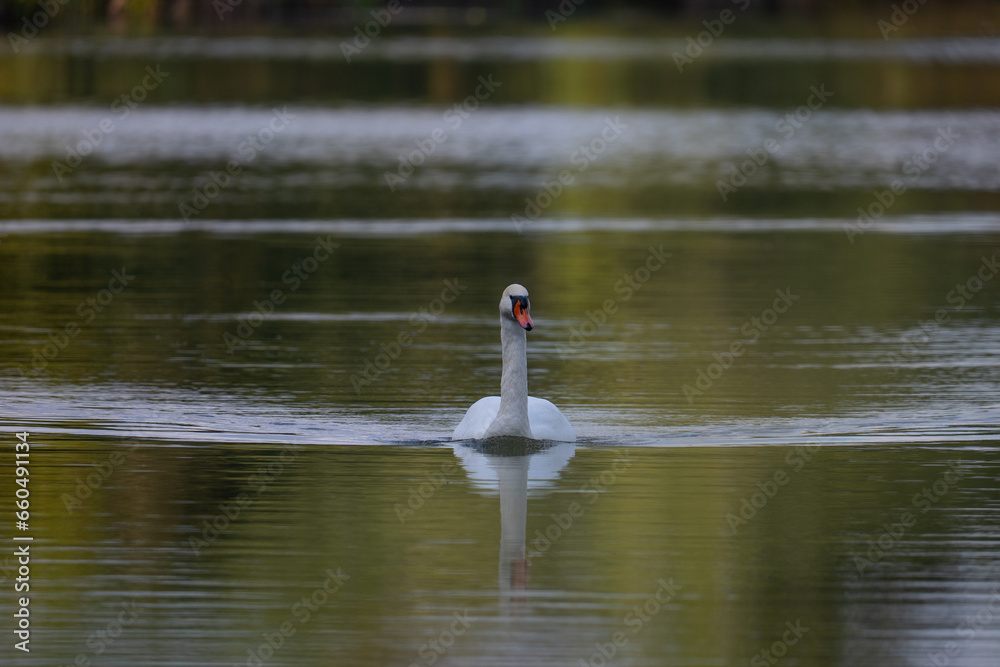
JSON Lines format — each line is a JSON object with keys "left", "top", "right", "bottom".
{"left": 514, "top": 300, "right": 533, "bottom": 331}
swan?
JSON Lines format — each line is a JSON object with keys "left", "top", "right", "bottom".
{"left": 452, "top": 284, "right": 576, "bottom": 441}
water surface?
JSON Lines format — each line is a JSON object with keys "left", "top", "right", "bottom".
{"left": 1, "top": 28, "right": 999, "bottom": 667}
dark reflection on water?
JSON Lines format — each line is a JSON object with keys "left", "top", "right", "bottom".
{"left": 5, "top": 439, "right": 998, "bottom": 667}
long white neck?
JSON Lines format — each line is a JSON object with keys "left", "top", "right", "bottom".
{"left": 485, "top": 316, "right": 532, "bottom": 438}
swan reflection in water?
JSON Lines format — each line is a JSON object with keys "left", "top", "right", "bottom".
{"left": 452, "top": 438, "right": 576, "bottom": 606}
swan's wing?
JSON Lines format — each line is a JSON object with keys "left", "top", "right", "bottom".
{"left": 527, "top": 397, "right": 576, "bottom": 442}
{"left": 452, "top": 396, "right": 501, "bottom": 440}
{"left": 453, "top": 396, "right": 575, "bottom": 442}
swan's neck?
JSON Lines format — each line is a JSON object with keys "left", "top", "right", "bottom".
{"left": 486, "top": 317, "right": 532, "bottom": 437}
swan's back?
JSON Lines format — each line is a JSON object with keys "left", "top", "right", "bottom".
{"left": 452, "top": 396, "right": 575, "bottom": 442}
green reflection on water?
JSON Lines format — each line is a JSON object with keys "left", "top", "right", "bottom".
{"left": 2, "top": 229, "right": 998, "bottom": 427}
{"left": 6, "top": 439, "right": 997, "bottom": 666}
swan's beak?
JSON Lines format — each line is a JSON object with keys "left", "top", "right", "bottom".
{"left": 514, "top": 299, "right": 534, "bottom": 331}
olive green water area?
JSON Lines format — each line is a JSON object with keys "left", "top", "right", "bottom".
{"left": 1, "top": 25, "right": 1000, "bottom": 667}
{"left": 2, "top": 440, "right": 999, "bottom": 667}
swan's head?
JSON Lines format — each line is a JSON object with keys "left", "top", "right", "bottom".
{"left": 500, "top": 284, "right": 533, "bottom": 331}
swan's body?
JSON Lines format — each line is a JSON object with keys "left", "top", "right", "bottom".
{"left": 452, "top": 284, "right": 575, "bottom": 442}
{"left": 453, "top": 396, "right": 575, "bottom": 441}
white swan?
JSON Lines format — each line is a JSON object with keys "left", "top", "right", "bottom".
{"left": 452, "top": 284, "right": 576, "bottom": 441}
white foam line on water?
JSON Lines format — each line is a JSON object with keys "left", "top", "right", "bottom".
{"left": 2, "top": 214, "right": 1000, "bottom": 237}
{"left": 16, "top": 36, "right": 1000, "bottom": 64}
{"left": 3, "top": 420, "right": 998, "bottom": 449}
{"left": 174, "top": 311, "right": 486, "bottom": 324}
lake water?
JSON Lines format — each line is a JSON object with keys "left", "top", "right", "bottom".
{"left": 1, "top": 27, "right": 1000, "bottom": 667}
